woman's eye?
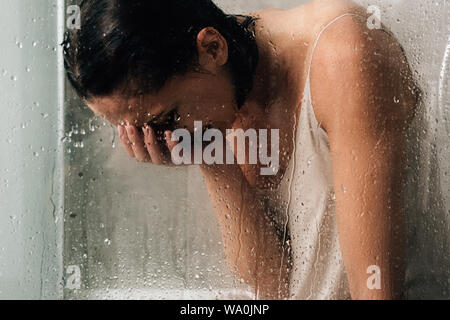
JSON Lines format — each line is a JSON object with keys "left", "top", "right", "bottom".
{"left": 168, "top": 109, "right": 181, "bottom": 123}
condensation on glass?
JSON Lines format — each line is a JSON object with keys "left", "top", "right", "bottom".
{"left": 0, "top": 0, "right": 449, "bottom": 300}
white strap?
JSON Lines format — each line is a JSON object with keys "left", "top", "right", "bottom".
{"left": 306, "top": 13, "right": 366, "bottom": 81}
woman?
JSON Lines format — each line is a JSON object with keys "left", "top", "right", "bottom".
{"left": 63, "top": 0, "right": 420, "bottom": 299}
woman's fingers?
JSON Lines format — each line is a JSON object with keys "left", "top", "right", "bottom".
{"left": 118, "top": 125, "right": 177, "bottom": 166}
{"left": 118, "top": 125, "right": 136, "bottom": 158}
{"left": 165, "top": 131, "right": 178, "bottom": 154}
{"left": 143, "top": 125, "right": 165, "bottom": 165}
{"left": 125, "top": 125, "right": 150, "bottom": 162}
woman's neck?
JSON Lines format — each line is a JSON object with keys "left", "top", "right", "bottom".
{"left": 239, "top": 11, "right": 304, "bottom": 125}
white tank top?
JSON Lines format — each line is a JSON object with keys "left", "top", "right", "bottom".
{"left": 255, "top": 13, "right": 366, "bottom": 300}
{"left": 255, "top": 11, "right": 450, "bottom": 300}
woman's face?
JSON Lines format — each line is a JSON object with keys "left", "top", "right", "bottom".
{"left": 87, "top": 26, "right": 238, "bottom": 137}
{"left": 87, "top": 68, "right": 238, "bottom": 137}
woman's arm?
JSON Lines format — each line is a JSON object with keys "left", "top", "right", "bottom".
{"left": 199, "top": 162, "right": 291, "bottom": 299}
{"left": 311, "top": 16, "right": 419, "bottom": 299}
{"left": 119, "top": 124, "right": 291, "bottom": 298}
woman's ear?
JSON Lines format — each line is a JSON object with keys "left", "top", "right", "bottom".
{"left": 196, "top": 27, "right": 229, "bottom": 73}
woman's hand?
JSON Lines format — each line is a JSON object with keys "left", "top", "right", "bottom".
{"left": 118, "top": 124, "right": 178, "bottom": 165}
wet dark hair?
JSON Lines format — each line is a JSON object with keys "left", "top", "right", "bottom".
{"left": 62, "top": 0, "right": 260, "bottom": 109}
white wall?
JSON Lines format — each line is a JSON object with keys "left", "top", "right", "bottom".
{"left": 0, "top": 0, "right": 64, "bottom": 299}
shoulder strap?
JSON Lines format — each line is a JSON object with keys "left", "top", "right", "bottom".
{"left": 306, "top": 13, "right": 366, "bottom": 81}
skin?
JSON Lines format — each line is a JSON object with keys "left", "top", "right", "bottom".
{"left": 87, "top": 0, "right": 419, "bottom": 299}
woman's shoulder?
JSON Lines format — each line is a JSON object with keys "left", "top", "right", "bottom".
{"left": 307, "top": 4, "right": 419, "bottom": 136}
{"left": 247, "top": 0, "right": 369, "bottom": 46}
{"left": 247, "top": 0, "right": 363, "bottom": 18}
{"left": 301, "top": 0, "right": 368, "bottom": 34}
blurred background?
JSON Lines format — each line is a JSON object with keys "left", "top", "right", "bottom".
{"left": 0, "top": 0, "right": 449, "bottom": 299}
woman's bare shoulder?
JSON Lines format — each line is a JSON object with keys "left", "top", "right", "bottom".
{"left": 296, "top": 0, "right": 368, "bottom": 30}
{"left": 309, "top": 12, "right": 419, "bottom": 134}
{"left": 247, "top": 0, "right": 369, "bottom": 42}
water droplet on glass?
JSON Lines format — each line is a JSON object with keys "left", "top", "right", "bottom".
{"left": 74, "top": 141, "right": 84, "bottom": 148}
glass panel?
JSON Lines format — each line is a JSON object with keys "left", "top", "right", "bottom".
{"left": 355, "top": 0, "right": 450, "bottom": 298}
{"left": 61, "top": 0, "right": 305, "bottom": 300}
{"left": 0, "top": 0, "right": 449, "bottom": 300}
